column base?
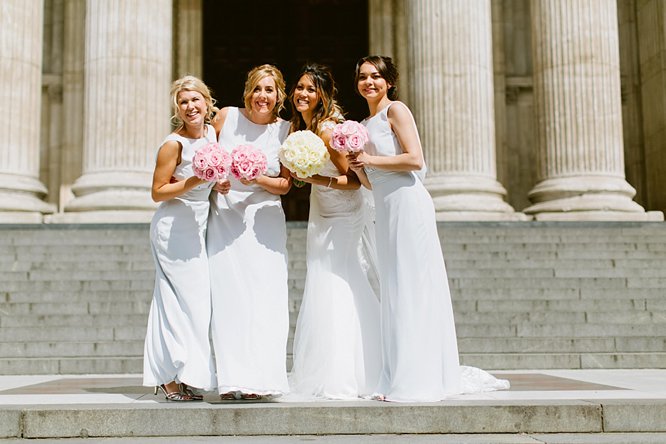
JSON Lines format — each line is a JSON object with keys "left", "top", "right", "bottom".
{"left": 531, "top": 210, "right": 663, "bottom": 221}
{"left": 0, "top": 175, "right": 57, "bottom": 215}
{"left": 425, "top": 174, "right": 520, "bottom": 220}
{"left": 65, "top": 171, "right": 157, "bottom": 213}
{"left": 524, "top": 176, "right": 659, "bottom": 220}
{"left": 0, "top": 212, "right": 45, "bottom": 223}
{"left": 436, "top": 210, "right": 531, "bottom": 221}
{"left": 45, "top": 210, "right": 155, "bottom": 223}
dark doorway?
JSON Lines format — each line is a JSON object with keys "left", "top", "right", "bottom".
{"left": 202, "top": 0, "right": 369, "bottom": 221}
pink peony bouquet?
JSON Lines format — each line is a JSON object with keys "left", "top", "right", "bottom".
{"left": 330, "top": 120, "right": 369, "bottom": 153}
{"left": 230, "top": 144, "right": 268, "bottom": 181}
{"left": 192, "top": 142, "right": 232, "bottom": 182}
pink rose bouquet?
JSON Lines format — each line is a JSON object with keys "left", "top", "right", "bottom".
{"left": 230, "top": 144, "right": 268, "bottom": 181}
{"left": 330, "top": 120, "right": 369, "bottom": 153}
{"left": 192, "top": 142, "right": 232, "bottom": 182}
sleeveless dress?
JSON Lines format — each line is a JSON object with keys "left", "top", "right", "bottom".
{"left": 207, "top": 107, "right": 291, "bottom": 396}
{"left": 289, "top": 122, "right": 381, "bottom": 400}
{"left": 143, "top": 124, "right": 217, "bottom": 391}
{"left": 363, "top": 103, "right": 509, "bottom": 402}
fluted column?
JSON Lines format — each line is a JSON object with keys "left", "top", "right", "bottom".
{"left": 0, "top": 0, "right": 56, "bottom": 222}
{"left": 407, "top": 0, "right": 521, "bottom": 220}
{"left": 174, "top": 0, "right": 202, "bottom": 78}
{"left": 525, "top": 0, "right": 661, "bottom": 220}
{"left": 368, "top": 0, "right": 410, "bottom": 106}
{"left": 62, "top": 0, "right": 171, "bottom": 222}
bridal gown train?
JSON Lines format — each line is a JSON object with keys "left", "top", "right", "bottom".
{"left": 207, "top": 107, "right": 291, "bottom": 396}
{"left": 143, "top": 124, "right": 217, "bottom": 391}
{"left": 363, "top": 103, "right": 509, "bottom": 402}
{"left": 289, "top": 152, "right": 381, "bottom": 400}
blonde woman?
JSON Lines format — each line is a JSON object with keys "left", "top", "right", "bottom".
{"left": 207, "top": 64, "right": 292, "bottom": 400}
{"left": 143, "top": 75, "right": 222, "bottom": 401}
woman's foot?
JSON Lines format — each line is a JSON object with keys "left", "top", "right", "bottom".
{"left": 179, "top": 383, "right": 204, "bottom": 401}
{"left": 155, "top": 382, "right": 195, "bottom": 402}
{"left": 220, "top": 391, "right": 240, "bottom": 400}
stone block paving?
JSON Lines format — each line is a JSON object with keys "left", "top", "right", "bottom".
{"left": 0, "top": 370, "right": 665, "bottom": 442}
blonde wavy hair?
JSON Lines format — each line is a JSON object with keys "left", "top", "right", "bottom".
{"left": 242, "top": 64, "right": 287, "bottom": 119}
{"left": 170, "top": 75, "right": 217, "bottom": 129}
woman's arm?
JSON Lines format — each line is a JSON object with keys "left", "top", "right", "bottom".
{"left": 151, "top": 140, "right": 205, "bottom": 202}
{"left": 295, "top": 128, "right": 361, "bottom": 190}
{"left": 352, "top": 102, "right": 424, "bottom": 172}
{"left": 347, "top": 154, "right": 373, "bottom": 190}
{"left": 242, "top": 164, "right": 292, "bottom": 195}
{"left": 211, "top": 107, "right": 229, "bottom": 139}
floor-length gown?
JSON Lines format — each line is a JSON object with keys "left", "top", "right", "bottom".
{"left": 207, "top": 107, "right": 291, "bottom": 396}
{"left": 289, "top": 147, "right": 381, "bottom": 400}
{"left": 363, "top": 103, "right": 509, "bottom": 402}
{"left": 143, "top": 124, "right": 217, "bottom": 391}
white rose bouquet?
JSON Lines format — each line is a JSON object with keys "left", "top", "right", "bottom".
{"left": 278, "top": 130, "right": 330, "bottom": 180}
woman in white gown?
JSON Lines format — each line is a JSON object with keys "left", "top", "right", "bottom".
{"left": 287, "top": 64, "right": 381, "bottom": 400}
{"left": 348, "top": 56, "right": 509, "bottom": 402}
{"left": 208, "top": 64, "right": 292, "bottom": 400}
{"left": 143, "top": 76, "right": 220, "bottom": 401}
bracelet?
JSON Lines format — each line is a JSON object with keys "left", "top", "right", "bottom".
{"left": 327, "top": 177, "right": 333, "bottom": 188}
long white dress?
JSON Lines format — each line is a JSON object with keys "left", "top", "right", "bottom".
{"left": 289, "top": 127, "right": 381, "bottom": 399}
{"left": 143, "top": 124, "right": 217, "bottom": 391}
{"left": 363, "top": 103, "right": 509, "bottom": 402}
{"left": 207, "top": 107, "right": 291, "bottom": 396}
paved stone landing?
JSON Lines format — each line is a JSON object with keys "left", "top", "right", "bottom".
{"left": 0, "top": 370, "right": 665, "bottom": 439}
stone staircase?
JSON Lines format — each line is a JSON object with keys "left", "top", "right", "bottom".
{"left": 0, "top": 222, "right": 665, "bottom": 374}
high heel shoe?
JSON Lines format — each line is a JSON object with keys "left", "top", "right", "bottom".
{"left": 179, "top": 383, "right": 203, "bottom": 401}
{"left": 154, "top": 384, "right": 194, "bottom": 402}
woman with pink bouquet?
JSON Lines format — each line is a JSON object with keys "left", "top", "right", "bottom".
{"left": 287, "top": 63, "right": 381, "bottom": 400}
{"left": 143, "top": 75, "right": 223, "bottom": 401}
{"left": 207, "top": 64, "right": 292, "bottom": 400}
{"left": 348, "top": 56, "right": 509, "bottom": 402}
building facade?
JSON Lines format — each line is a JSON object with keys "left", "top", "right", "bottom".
{"left": 1, "top": 0, "right": 664, "bottom": 223}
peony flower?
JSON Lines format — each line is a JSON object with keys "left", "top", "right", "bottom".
{"left": 230, "top": 144, "right": 268, "bottom": 181}
{"left": 192, "top": 142, "right": 232, "bottom": 181}
{"left": 278, "top": 130, "right": 329, "bottom": 179}
{"left": 330, "top": 120, "right": 369, "bottom": 153}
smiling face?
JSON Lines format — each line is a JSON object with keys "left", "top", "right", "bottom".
{"left": 357, "top": 62, "right": 391, "bottom": 101}
{"left": 293, "top": 74, "right": 319, "bottom": 116}
{"left": 176, "top": 90, "right": 207, "bottom": 128}
{"left": 249, "top": 75, "right": 278, "bottom": 117}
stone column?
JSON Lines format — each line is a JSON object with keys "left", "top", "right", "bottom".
{"left": 368, "top": 0, "right": 410, "bottom": 106}
{"left": 174, "top": 0, "right": 203, "bottom": 79}
{"left": 525, "top": 0, "right": 661, "bottom": 220}
{"left": 635, "top": 0, "right": 666, "bottom": 215}
{"left": 62, "top": 0, "right": 172, "bottom": 222}
{"left": 55, "top": 0, "right": 86, "bottom": 212}
{"left": 0, "top": 0, "right": 56, "bottom": 222}
{"left": 406, "top": 0, "right": 521, "bottom": 220}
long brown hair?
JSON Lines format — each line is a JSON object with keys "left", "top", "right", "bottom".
{"left": 354, "top": 55, "right": 399, "bottom": 100}
{"left": 288, "top": 63, "right": 344, "bottom": 134}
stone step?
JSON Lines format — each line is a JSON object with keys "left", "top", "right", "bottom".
{"left": 0, "top": 302, "right": 151, "bottom": 316}
{"left": 4, "top": 336, "right": 663, "bottom": 361}
{"left": 0, "top": 314, "right": 148, "bottom": 328}
{"left": 458, "top": 337, "right": 666, "bottom": 353}
{"left": 0, "top": 341, "right": 143, "bottom": 358}
{"left": 462, "top": 352, "right": 666, "bottom": 370}
{"left": 2, "top": 351, "right": 665, "bottom": 375}
{"left": 0, "top": 326, "right": 146, "bottom": 342}
{"left": 2, "top": 399, "right": 665, "bottom": 438}
{"left": 2, "top": 291, "right": 151, "bottom": 303}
